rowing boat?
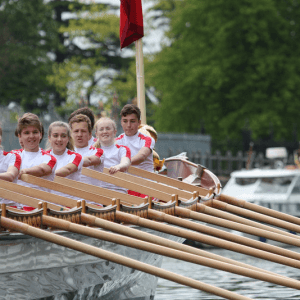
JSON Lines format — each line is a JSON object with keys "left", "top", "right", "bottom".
{"left": 0, "top": 158, "right": 216, "bottom": 300}
{"left": 3, "top": 158, "right": 298, "bottom": 299}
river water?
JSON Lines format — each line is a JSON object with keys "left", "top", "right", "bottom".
{"left": 154, "top": 246, "right": 300, "bottom": 300}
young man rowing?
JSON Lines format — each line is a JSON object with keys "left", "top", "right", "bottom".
{"left": 116, "top": 104, "right": 155, "bottom": 197}
{"left": 116, "top": 104, "right": 155, "bottom": 173}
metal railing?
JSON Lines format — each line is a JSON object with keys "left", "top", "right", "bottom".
{"left": 167, "top": 148, "right": 295, "bottom": 178}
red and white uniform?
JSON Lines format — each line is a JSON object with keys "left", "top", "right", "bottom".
{"left": 101, "top": 144, "right": 131, "bottom": 193}
{"left": 0, "top": 150, "right": 22, "bottom": 207}
{"left": 75, "top": 145, "right": 105, "bottom": 206}
{"left": 88, "top": 136, "right": 97, "bottom": 147}
{"left": 116, "top": 131, "right": 155, "bottom": 172}
{"left": 17, "top": 148, "right": 57, "bottom": 197}
{"left": 48, "top": 149, "right": 83, "bottom": 182}
{"left": 47, "top": 149, "right": 83, "bottom": 200}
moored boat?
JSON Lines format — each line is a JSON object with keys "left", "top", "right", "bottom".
{"left": 222, "top": 147, "right": 300, "bottom": 245}
{"left": 223, "top": 147, "right": 300, "bottom": 217}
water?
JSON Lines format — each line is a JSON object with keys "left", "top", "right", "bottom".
{"left": 155, "top": 246, "right": 300, "bottom": 300}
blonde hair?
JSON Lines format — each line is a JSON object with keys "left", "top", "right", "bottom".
{"left": 94, "top": 117, "right": 117, "bottom": 148}
{"left": 47, "top": 121, "right": 74, "bottom": 151}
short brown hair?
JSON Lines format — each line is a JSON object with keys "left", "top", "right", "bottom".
{"left": 69, "top": 114, "right": 92, "bottom": 133}
{"left": 68, "top": 107, "right": 95, "bottom": 129}
{"left": 16, "top": 113, "right": 43, "bottom": 136}
{"left": 120, "top": 104, "right": 141, "bottom": 120}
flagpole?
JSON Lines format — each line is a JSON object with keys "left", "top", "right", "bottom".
{"left": 135, "top": 38, "right": 146, "bottom": 124}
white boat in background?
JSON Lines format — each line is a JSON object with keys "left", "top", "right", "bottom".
{"left": 223, "top": 147, "right": 300, "bottom": 217}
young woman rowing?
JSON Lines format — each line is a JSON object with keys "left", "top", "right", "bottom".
{"left": 46, "top": 121, "right": 83, "bottom": 201}
{"left": 94, "top": 117, "right": 131, "bottom": 193}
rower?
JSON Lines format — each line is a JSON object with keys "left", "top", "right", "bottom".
{"left": 68, "top": 106, "right": 97, "bottom": 147}
{"left": 69, "top": 114, "right": 105, "bottom": 206}
{"left": 94, "top": 117, "right": 131, "bottom": 193}
{"left": 116, "top": 104, "right": 155, "bottom": 197}
{"left": 15, "top": 113, "right": 57, "bottom": 209}
{"left": 46, "top": 121, "right": 83, "bottom": 201}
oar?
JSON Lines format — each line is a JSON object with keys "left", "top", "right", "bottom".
{"left": 215, "top": 196, "right": 300, "bottom": 235}
{"left": 0, "top": 186, "right": 64, "bottom": 211}
{"left": 82, "top": 212, "right": 289, "bottom": 280}
{"left": 0, "top": 182, "right": 289, "bottom": 283}
{"left": 175, "top": 205, "right": 300, "bottom": 260}
{"left": 42, "top": 214, "right": 300, "bottom": 290}
{"left": 200, "top": 199, "right": 300, "bottom": 240}
{"left": 54, "top": 176, "right": 144, "bottom": 206}
{"left": 0, "top": 217, "right": 252, "bottom": 300}
{"left": 100, "top": 170, "right": 300, "bottom": 245}
{"left": 5, "top": 179, "right": 296, "bottom": 282}
{"left": 81, "top": 167, "right": 174, "bottom": 202}
{"left": 116, "top": 209, "right": 300, "bottom": 270}
{"left": 0, "top": 184, "right": 283, "bottom": 282}
{"left": 219, "top": 193, "right": 300, "bottom": 226}
{"left": 128, "top": 165, "right": 209, "bottom": 195}
{"left": 0, "top": 179, "right": 77, "bottom": 208}
{"left": 52, "top": 174, "right": 300, "bottom": 264}
{"left": 103, "top": 167, "right": 194, "bottom": 200}
{"left": 20, "top": 174, "right": 112, "bottom": 206}
{"left": 0, "top": 179, "right": 101, "bottom": 210}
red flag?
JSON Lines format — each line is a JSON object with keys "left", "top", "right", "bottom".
{"left": 120, "top": 0, "right": 144, "bottom": 49}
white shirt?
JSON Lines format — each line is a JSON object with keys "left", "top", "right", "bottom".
{"left": 0, "top": 150, "right": 21, "bottom": 182}
{"left": 47, "top": 149, "right": 83, "bottom": 201}
{"left": 16, "top": 148, "right": 57, "bottom": 207}
{"left": 48, "top": 149, "right": 83, "bottom": 182}
{"left": 116, "top": 131, "right": 155, "bottom": 172}
{"left": 0, "top": 150, "right": 22, "bottom": 207}
{"left": 101, "top": 143, "right": 131, "bottom": 193}
{"left": 74, "top": 145, "right": 105, "bottom": 206}
{"left": 75, "top": 144, "right": 105, "bottom": 190}
{"left": 88, "top": 136, "right": 97, "bottom": 147}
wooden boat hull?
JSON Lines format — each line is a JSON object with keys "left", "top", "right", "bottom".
{"left": 0, "top": 226, "right": 185, "bottom": 300}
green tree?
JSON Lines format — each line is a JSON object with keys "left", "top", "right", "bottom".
{"left": 0, "top": 0, "right": 58, "bottom": 113}
{"left": 48, "top": 0, "right": 133, "bottom": 117}
{"left": 147, "top": 0, "right": 300, "bottom": 140}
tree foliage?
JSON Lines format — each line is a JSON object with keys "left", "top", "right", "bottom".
{"left": 0, "top": 0, "right": 58, "bottom": 113}
{"left": 48, "top": 0, "right": 133, "bottom": 114}
{"left": 148, "top": 0, "right": 300, "bottom": 140}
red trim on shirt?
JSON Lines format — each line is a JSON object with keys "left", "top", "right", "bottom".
{"left": 93, "top": 137, "right": 97, "bottom": 142}
{"left": 13, "top": 153, "right": 21, "bottom": 170}
{"left": 4, "top": 151, "right": 22, "bottom": 170}
{"left": 138, "top": 133, "right": 152, "bottom": 148}
{"left": 95, "top": 148, "right": 104, "bottom": 158}
{"left": 41, "top": 151, "right": 57, "bottom": 169}
{"left": 116, "top": 144, "right": 131, "bottom": 159}
{"left": 67, "top": 150, "right": 82, "bottom": 167}
{"left": 115, "top": 134, "right": 125, "bottom": 141}
{"left": 44, "top": 150, "right": 51, "bottom": 154}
